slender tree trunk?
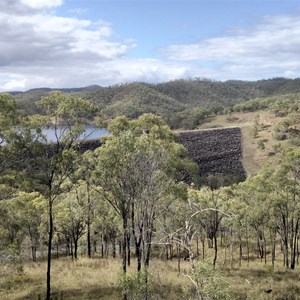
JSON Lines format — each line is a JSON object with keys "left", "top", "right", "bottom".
{"left": 74, "top": 239, "right": 78, "bottom": 260}
{"left": 144, "top": 229, "right": 153, "bottom": 268}
{"left": 119, "top": 240, "right": 122, "bottom": 256}
{"left": 127, "top": 234, "right": 131, "bottom": 267}
{"left": 170, "top": 236, "right": 174, "bottom": 259}
{"left": 213, "top": 233, "right": 218, "bottom": 267}
{"left": 177, "top": 243, "right": 181, "bottom": 275}
{"left": 246, "top": 221, "right": 250, "bottom": 267}
{"left": 122, "top": 216, "right": 128, "bottom": 300}
{"left": 271, "top": 229, "right": 276, "bottom": 267}
{"left": 46, "top": 199, "right": 53, "bottom": 300}
{"left": 202, "top": 237, "right": 205, "bottom": 260}
{"left": 263, "top": 230, "right": 267, "bottom": 265}
{"left": 165, "top": 243, "right": 169, "bottom": 260}
{"left": 87, "top": 182, "right": 91, "bottom": 258}
{"left": 230, "top": 228, "right": 234, "bottom": 269}
{"left": 101, "top": 234, "right": 104, "bottom": 258}
{"left": 239, "top": 235, "right": 242, "bottom": 267}
{"left": 291, "top": 219, "right": 299, "bottom": 269}
{"left": 112, "top": 236, "right": 116, "bottom": 258}
{"left": 87, "top": 220, "right": 91, "bottom": 258}
{"left": 94, "top": 240, "right": 97, "bottom": 253}
{"left": 31, "top": 246, "right": 37, "bottom": 262}
{"left": 70, "top": 239, "right": 74, "bottom": 260}
{"left": 122, "top": 217, "right": 127, "bottom": 273}
{"left": 297, "top": 235, "right": 299, "bottom": 266}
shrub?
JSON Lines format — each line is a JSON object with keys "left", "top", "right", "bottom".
{"left": 118, "top": 268, "right": 153, "bottom": 300}
{"left": 183, "top": 260, "right": 233, "bottom": 300}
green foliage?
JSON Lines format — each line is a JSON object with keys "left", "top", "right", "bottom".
{"left": 184, "top": 260, "right": 233, "bottom": 300}
{"left": 167, "top": 106, "right": 211, "bottom": 129}
{"left": 118, "top": 269, "right": 153, "bottom": 300}
{"left": 12, "top": 78, "right": 300, "bottom": 129}
{"left": 257, "top": 140, "right": 266, "bottom": 150}
{"left": 273, "top": 113, "right": 300, "bottom": 141}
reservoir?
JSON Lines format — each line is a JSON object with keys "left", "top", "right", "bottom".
{"left": 42, "top": 125, "right": 108, "bottom": 142}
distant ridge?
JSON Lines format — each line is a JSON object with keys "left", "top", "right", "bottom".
{"left": 9, "top": 85, "right": 102, "bottom": 95}
{"left": 7, "top": 77, "right": 300, "bottom": 129}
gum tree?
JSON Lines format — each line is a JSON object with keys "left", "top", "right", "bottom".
{"left": 86, "top": 114, "right": 196, "bottom": 299}
{"left": 18, "top": 92, "right": 98, "bottom": 299}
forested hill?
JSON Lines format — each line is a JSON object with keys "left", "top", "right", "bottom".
{"left": 11, "top": 77, "right": 300, "bottom": 128}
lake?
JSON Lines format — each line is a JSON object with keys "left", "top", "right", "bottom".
{"left": 42, "top": 125, "right": 108, "bottom": 142}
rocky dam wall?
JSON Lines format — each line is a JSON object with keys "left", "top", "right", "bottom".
{"left": 79, "top": 127, "right": 246, "bottom": 179}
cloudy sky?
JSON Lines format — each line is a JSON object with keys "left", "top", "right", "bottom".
{"left": 1, "top": 0, "right": 300, "bottom": 91}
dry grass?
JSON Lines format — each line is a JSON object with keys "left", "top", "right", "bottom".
{"left": 0, "top": 257, "right": 191, "bottom": 300}
{"left": 197, "top": 111, "right": 294, "bottom": 176}
{"left": 1, "top": 249, "right": 300, "bottom": 300}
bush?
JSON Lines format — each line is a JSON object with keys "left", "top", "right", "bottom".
{"left": 273, "top": 132, "right": 287, "bottom": 141}
{"left": 118, "top": 268, "right": 153, "bottom": 300}
{"left": 290, "top": 137, "right": 300, "bottom": 146}
{"left": 183, "top": 260, "right": 233, "bottom": 300}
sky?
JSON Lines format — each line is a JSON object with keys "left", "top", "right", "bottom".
{"left": 1, "top": 0, "right": 300, "bottom": 91}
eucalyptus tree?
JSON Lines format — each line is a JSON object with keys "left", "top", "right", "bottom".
{"left": 16, "top": 92, "right": 98, "bottom": 299}
{"left": 0, "top": 93, "right": 21, "bottom": 173}
{"left": 0, "top": 190, "right": 45, "bottom": 267}
{"left": 54, "top": 181, "right": 89, "bottom": 260}
{"left": 265, "top": 149, "right": 300, "bottom": 269}
{"left": 188, "top": 187, "right": 232, "bottom": 266}
{"left": 238, "top": 149, "right": 300, "bottom": 269}
{"left": 86, "top": 114, "right": 196, "bottom": 299}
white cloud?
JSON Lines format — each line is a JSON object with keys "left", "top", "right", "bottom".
{"left": 0, "top": 58, "right": 193, "bottom": 91}
{"left": 1, "top": 0, "right": 300, "bottom": 92}
{"left": 20, "top": 0, "right": 63, "bottom": 9}
{"left": 69, "top": 8, "right": 87, "bottom": 15}
{"left": 164, "top": 15, "right": 300, "bottom": 79}
{"left": 2, "top": 78, "right": 26, "bottom": 91}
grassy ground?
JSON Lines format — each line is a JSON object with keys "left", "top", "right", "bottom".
{"left": 0, "top": 257, "right": 190, "bottom": 300}
{"left": 1, "top": 251, "right": 300, "bottom": 300}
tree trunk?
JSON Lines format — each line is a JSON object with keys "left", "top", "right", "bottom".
{"left": 246, "top": 221, "right": 250, "bottom": 267}
{"left": 46, "top": 199, "right": 53, "bottom": 300}
{"left": 112, "top": 237, "right": 116, "bottom": 258}
{"left": 74, "top": 239, "right": 78, "bottom": 260}
{"left": 122, "top": 216, "right": 128, "bottom": 300}
{"left": 101, "top": 234, "right": 104, "bottom": 258}
{"left": 213, "top": 234, "right": 218, "bottom": 267}
{"left": 31, "top": 246, "right": 37, "bottom": 262}
{"left": 70, "top": 239, "right": 74, "bottom": 260}
{"left": 127, "top": 234, "right": 131, "bottom": 267}
{"left": 239, "top": 235, "right": 242, "bottom": 267}
{"left": 291, "top": 219, "right": 299, "bottom": 269}
{"left": 271, "top": 229, "right": 276, "bottom": 267}
{"left": 122, "top": 217, "right": 127, "bottom": 274}
{"left": 87, "top": 219, "right": 91, "bottom": 258}
{"left": 202, "top": 237, "right": 205, "bottom": 260}
{"left": 87, "top": 183, "right": 92, "bottom": 258}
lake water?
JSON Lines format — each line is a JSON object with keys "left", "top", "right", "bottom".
{"left": 42, "top": 125, "right": 108, "bottom": 142}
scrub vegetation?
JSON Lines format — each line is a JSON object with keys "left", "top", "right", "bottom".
{"left": 1, "top": 80, "right": 300, "bottom": 299}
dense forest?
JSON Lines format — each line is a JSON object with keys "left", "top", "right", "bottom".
{"left": 12, "top": 77, "right": 300, "bottom": 129}
{"left": 1, "top": 80, "right": 300, "bottom": 299}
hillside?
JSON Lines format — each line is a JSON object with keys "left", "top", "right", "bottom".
{"left": 10, "top": 78, "right": 300, "bottom": 127}
{"left": 195, "top": 109, "right": 300, "bottom": 176}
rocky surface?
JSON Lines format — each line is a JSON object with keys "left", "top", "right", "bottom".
{"left": 178, "top": 128, "right": 245, "bottom": 178}
{"left": 79, "top": 127, "right": 246, "bottom": 179}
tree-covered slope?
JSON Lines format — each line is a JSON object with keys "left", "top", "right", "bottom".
{"left": 9, "top": 77, "right": 300, "bottom": 128}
